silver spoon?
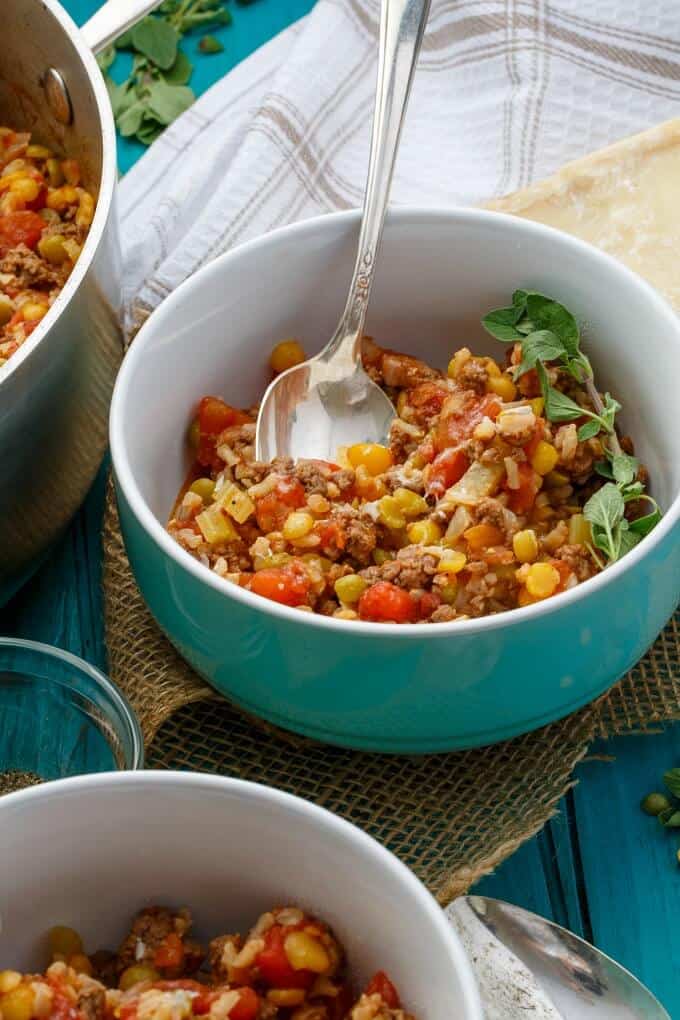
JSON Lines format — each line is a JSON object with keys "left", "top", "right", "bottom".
{"left": 255, "top": 0, "right": 431, "bottom": 463}
{"left": 448, "top": 896, "right": 669, "bottom": 1019}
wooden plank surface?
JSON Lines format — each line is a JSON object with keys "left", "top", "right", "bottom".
{"left": 3, "top": 1, "right": 679, "bottom": 1015}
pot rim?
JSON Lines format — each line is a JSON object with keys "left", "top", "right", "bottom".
{"left": 111, "top": 205, "right": 680, "bottom": 640}
{"left": 0, "top": 0, "right": 119, "bottom": 388}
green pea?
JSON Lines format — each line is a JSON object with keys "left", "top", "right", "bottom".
{"left": 189, "top": 478, "right": 215, "bottom": 504}
{"left": 640, "top": 792, "right": 671, "bottom": 816}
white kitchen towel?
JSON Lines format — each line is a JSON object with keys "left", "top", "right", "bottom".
{"left": 118, "top": 0, "right": 680, "bottom": 334}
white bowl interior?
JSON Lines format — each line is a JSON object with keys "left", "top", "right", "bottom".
{"left": 117, "top": 209, "right": 680, "bottom": 530}
{"left": 0, "top": 774, "right": 480, "bottom": 1020}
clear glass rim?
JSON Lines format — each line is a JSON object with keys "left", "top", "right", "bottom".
{"left": 0, "top": 637, "right": 144, "bottom": 770}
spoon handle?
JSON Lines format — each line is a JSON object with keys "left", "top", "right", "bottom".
{"left": 319, "top": 0, "right": 431, "bottom": 370}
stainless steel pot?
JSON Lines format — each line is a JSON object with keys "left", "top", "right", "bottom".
{"left": 0, "top": 0, "right": 158, "bottom": 606}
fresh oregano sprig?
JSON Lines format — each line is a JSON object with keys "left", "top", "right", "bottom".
{"left": 482, "top": 289, "right": 661, "bottom": 565}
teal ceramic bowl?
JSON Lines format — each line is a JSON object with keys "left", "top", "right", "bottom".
{"left": 110, "top": 209, "right": 680, "bottom": 752}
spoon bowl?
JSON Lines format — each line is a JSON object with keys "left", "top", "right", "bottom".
{"left": 449, "top": 896, "right": 670, "bottom": 1019}
{"left": 255, "top": 0, "right": 431, "bottom": 462}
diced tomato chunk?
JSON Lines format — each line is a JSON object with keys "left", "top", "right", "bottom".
{"left": 434, "top": 394, "right": 501, "bottom": 451}
{"left": 0, "top": 210, "right": 45, "bottom": 254}
{"left": 358, "top": 582, "right": 416, "bottom": 623}
{"left": 426, "top": 448, "right": 469, "bottom": 499}
{"left": 256, "top": 926, "right": 314, "bottom": 989}
{"left": 506, "top": 462, "right": 541, "bottom": 514}
{"left": 154, "top": 932, "right": 185, "bottom": 970}
{"left": 255, "top": 477, "right": 306, "bottom": 531}
{"left": 365, "top": 971, "right": 401, "bottom": 1009}
{"left": 230, "top": 987, "right": 260, "bottom": 1020}
{"left": 316, "top": 519, "right": 347, "bottom": 553}
{"left": 247, "top": 563, "right": 310, "bottom": 607}
{"left": 406, "top": 381, "right": 449, "bottom": 423}
{"left": 196, "top": 396, "right": 252, "bottom": 467}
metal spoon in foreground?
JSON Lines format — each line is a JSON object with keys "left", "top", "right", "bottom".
{"left": 449, "top": 896, "right": 669, "bottom": 1020}
{"left": 255, "top": 0, "right": 431, "bottom": 463}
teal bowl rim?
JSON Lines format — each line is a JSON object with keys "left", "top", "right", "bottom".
{"left": 0, "top": 637, "right": 144, "bottom": 771}
{"left": 111, "top": 206, "right": 680, "bottom": 639}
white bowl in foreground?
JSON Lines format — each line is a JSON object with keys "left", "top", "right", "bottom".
{"left": 0, "top": 771, "right": 482, "bottom": 1020}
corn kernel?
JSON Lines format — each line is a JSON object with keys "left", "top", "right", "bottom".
{"left": 119, "top": 965, "right": 160, "bottom": 991}
{"left": 531, "top": 440, "right": 559, "bottom": 476}
{"left": 270, "top": 338, "right": 306, "bottom": 374}
{"left": 525, "top": 562, "right": 560, "bottom": 599}
{"left": 76, "top": 190, "right": 95, "bottom": 228}
{"left": 436, "top": 550, "right": 467, "bottom": 574}
{"left": 196, "top": 506, "right": 239, "bottom": 545}
{"left": 189, "top": 478, "right": 215, "bottom": 504}
{"left": 49, "top": 926, "right": 83, "bottom": 958}
{"left": 21, "top": 301, "right": 49, "bottom": 323}
{"left": 392, "top": 487, "right": 428, "bottom": 516}
{"left": 439, "top": 581, "right": 458, "bottom": 604}
{"left": 268, "top": 990, "right": 307, "bottom": 1007}
{"left": 69, "top": 954, "right": 92, "bottom": 976}
{"left": 26, "top": 145, "right": 51, "bottom": 159}
{"left": 0, "top": 973, "right": 21, "bottom": 995}
{"left": 463, "top": 523, "right": 504, "bottom": 551}
{"left": 347, "top": 443, "right": 393, "bottom": 476}
{"left": 46, "top": 185, "right": 78, "bottom": 211}
{"left": 568, "top": 513, "right": 591, "bottom": 546}
{"left": 513, "top": 528, "right": 538, "bottom": 563}
{"left": 215, "top": 483, "right": 255, "bottom": 523}
{"left": 407, "top": 519, "right": 442, "bottom": 544}
{"left": 283, "top": 511, "right": 315, "bottom": 541}
{"left": 377, "top": 495, "right": 406, "bottom": 530}
{"left": 483, "top": 357, "right": 502, "bottom": 378}
{"left": 518, "top": 586, "right": 536, "bottom": 607}
{"left": 334, "top": 574, "right": 368, "bottom": 604}
{"left": 38, "top": 234, "right": 68, "bottom": 265}
{"left": 1, "top": 985, "right": 34, "bottom": 1020}
{"left": 61, "top": 159, "right": 81, "bottom": 186}
{"left": 10, "top": 178, "right": 40, "bottom": 203}
{"left": 284, "top": 931, "right": 331, "bottom": 974}
{"left": 530, "top": 397, "right": 545, "bottom": 417}
{"left": 0, "top": 295, "right": 13, "bottom": 326}
{"left": 45, "top": 158, "right": 64, "bottom": 187}
{"left": 447, "top": 347, "right": 471, "bottom": 379}
{"left": 487, "top": 375, "right": 517, "bottom": 401}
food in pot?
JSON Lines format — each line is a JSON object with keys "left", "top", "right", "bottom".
{"left": 0, "top": 128, "right": 95, "bottom": 368}
{"left": 168, "top": 292, "right": 658, "bottom": 624}
{"left": 0, "top": 905, "right": 416, "bottom": 1020}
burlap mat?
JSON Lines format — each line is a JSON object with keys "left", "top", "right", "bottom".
{"left": 102, "top": 481, "right": 680, "bottom": 903}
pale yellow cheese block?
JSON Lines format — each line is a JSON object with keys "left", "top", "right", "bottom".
{"left": 485, "top": 120, "right": 680, "bottom": 312}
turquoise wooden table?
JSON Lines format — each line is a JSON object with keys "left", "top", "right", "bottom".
{"left": 4, "top": 0, "right": 680, "bottom": 1012}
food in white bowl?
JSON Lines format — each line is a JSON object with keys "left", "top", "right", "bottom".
{"left": 167, "top": 290, "right": 657, "bottom": 624}
{"left": 0, "top": 772, "right": 482, "bottom": 1019}
{"left": 109, "top": 209, "right": 680, "bottom": 751}
{"left": 4, "top": 902, "right": 421, "bottom": 1020}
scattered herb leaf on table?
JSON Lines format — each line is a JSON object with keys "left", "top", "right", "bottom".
{"left": 98, "top": 0, "right": 260, "bottom": 146}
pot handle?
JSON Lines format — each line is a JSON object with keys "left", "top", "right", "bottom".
{"left": 80, "top": 0, "right": 162, "bottom": 55}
